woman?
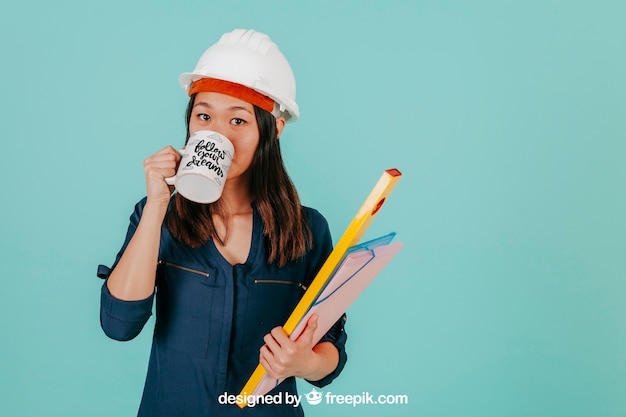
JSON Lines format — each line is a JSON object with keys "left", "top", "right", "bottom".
{"left": 98, "top": 29, "right": 347, "bottom": 416}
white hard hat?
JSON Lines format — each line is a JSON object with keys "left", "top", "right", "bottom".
{"left": 179, "top": 29, "right": 299, "bottom": 121}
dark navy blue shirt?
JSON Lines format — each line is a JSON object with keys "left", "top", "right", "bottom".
{"left": 98, "top": 198, "right": 347, "bottom": 416}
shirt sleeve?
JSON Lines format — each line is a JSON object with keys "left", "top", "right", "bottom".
{"left": 100, "top": 277, "right": 154, "bottom": 341}
{"left": 307, "top": 313, "right": 348, "bottom": 388}
{"left": 97, "top": 198, "right": 155, "bottom": 341}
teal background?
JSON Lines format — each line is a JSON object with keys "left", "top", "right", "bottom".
{"left": 1, "top": 0, "right": 625, "bottom": 416}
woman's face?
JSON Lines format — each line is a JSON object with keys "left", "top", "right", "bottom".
{"left": 188, "top": 91, "right": 260, "bottom": 182}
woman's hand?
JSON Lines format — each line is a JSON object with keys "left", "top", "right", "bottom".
{"left": 143, "top": 146, "right": 180, "bottom": 205}
{"left": 259, "top": 314, "right": 339, "bottom": 381}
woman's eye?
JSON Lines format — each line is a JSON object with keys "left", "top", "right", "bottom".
{"left": 231, "top": 118, "right": 246, "bottom": 126}
{"left": 198, "top": 113, "right": 210, "bottom": 121}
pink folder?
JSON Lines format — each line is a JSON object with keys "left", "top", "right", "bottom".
{"left": 250, "top": 234, "right": 403, "bottom": 395}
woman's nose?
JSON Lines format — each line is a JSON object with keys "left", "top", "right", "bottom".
{"left": 208, "top": 119, "right": 231, "bottom": 137}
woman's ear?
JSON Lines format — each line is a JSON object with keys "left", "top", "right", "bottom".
{"left": 275, "top": 116, "right": 286, "bottom": 139}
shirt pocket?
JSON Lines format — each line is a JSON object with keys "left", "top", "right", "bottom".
{"left": 155, "top": 259, "right": 221, "bottom": 359}
{"left": 248, "top": 276, "right": 308, "bottom": 333}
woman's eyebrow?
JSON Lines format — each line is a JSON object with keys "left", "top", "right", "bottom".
{"left": 229, "top": 106, "right": 253, "bottom": 114}
{"left": 193, "top": 101, "right": 212, "bottom": 109}
{"left": 193, "top": 102, "right": 253, "bottom": 114}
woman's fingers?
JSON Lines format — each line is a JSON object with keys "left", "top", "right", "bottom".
{"left": 143, "top": 146, "right": 181, "bottom": 203}
{"left": 259, "top": 319, "right": 320, "bottom": 380}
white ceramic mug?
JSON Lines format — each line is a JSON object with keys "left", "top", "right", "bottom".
{"left": 165, "top": 130, "right": 235, "bottom": 204}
